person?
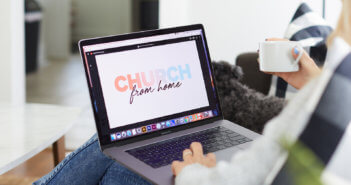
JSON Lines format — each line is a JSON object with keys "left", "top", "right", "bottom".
{"left": 171, "top": 1, "right": 351, "bottom": 184}
{"left": 170, "top": 38, "right": 324, "bottom": 177}
{"left": 34, "top": 0, "right": 351, "bottom": 184}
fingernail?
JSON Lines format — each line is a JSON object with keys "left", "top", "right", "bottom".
{"left": 294, "top": 47, "right": 299, "bottom": 55}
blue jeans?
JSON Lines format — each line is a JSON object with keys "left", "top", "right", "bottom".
{"left": 33, "top": 134, "right": 152, "bottom": 185}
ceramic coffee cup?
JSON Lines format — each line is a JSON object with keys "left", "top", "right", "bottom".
{"left": 259, "top": 41, "right": 303, "bottom": 72}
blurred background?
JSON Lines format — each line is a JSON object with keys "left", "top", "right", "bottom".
{"left": 0, "top": 0, "right": 343, "bottom": 183}
{"left": 26, "top": 0, "right": 161, "bottom": 150}
{"left": 24, "top": 0, "right": 341, "bottom": 150}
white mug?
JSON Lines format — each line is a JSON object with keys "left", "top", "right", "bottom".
{"left": 259, "top": 41, "right": 303, "bottom": 72}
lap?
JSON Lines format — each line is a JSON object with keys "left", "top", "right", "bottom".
{"left": 99, "top": 162, "right": 151, "bottom": 185}
{"left": 33, "top": 134, "right": 150, "bottom": 185}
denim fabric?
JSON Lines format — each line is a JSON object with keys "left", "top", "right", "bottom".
{"left": 33, "top": 134, "right": 151, "bottom": 185}
{"left": 99, "top": 162, "right": 151, "bottom": 185}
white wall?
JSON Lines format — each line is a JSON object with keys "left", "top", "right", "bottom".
{"left": 39, "top": 0, "right": 71, "bottom": 60}
{"left": 160, "top": 0, "right": 329, "bottom": 63}
{"left": 36, "top": 0, "right": 133, "bottom": 63}
{"left": 0, "top": 0, "right": 25, "bottom": 105}
{"left": 159, "top": 0, "right": 189, "bottom": 27}
{"left": 71, "top": 0, "right": 132, "bottom": 42}
{"left": 325, "top": 0, "right": 342, "bottom": 27}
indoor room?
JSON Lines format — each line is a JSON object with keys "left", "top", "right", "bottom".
{"left": 1, "top": 0, "right": 350, "bottom": 185}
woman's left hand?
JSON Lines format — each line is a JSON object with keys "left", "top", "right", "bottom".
{"left": 171, "top": 142, "right": 216, "bottom": 176}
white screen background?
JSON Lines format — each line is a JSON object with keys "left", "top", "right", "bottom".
{"left": 95, "top": 41, "right": 209, "bottom": 129}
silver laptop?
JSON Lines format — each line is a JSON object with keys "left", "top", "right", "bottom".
{"left": 79, "top": 24, "right": 260, "bottom": 185}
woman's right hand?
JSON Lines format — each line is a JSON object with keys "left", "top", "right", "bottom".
{"left": 260, "top": 38, "right": 321, "bottom": 89}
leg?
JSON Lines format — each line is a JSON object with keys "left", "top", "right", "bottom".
{"left": 99, "top": 162, "right": 152, "bottom": 185}
{"left": 52, "top": 136, "right": 65, "bottom": 166}
{"left": 33, "top": 134, "right": 114, "bottom": 185}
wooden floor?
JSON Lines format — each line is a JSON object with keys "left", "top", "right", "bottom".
{"left": 0, "top": 149, "right": 56, "bottom": 185}
{"left": 26, "top": 55, "right": 96, "bottom": 150}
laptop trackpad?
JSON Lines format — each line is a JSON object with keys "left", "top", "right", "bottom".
{"left": 214, "top": 146, "right": 242, "bottom": 162}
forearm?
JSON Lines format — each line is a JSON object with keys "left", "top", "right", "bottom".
{"left": 175, "top": 137, "right": 284, "bottom": 185}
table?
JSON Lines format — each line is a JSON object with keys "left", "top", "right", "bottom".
{"left": 0, "top": 103, "right": 80, "bottom": 175}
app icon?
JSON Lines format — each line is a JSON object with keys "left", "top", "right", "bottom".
{"left": 132, "top": 129, "right": 137, "bottom": 135}
{"left": 208, "top": 111, "right": 213, "bottom": 117}
{"left": 189, "top": 115, "right": 193, "bottom": 122}
{"left": 116, "top": 133, "right": 121, "bottom": 139}
{"left": 198, "top": 113, "right": 203, "bottom": 120}
{"left": 147, "top": 125, "right": 152, "bottom": 131}
{"left": 137, "top": 128, "right": 142, "bottom": 133}
{"left": 203, "top": 112, "right": 209, "bottom": 118}
{"left": 194, "top": 114, "right": 198, "bottom": 120}
{"left": 110, "top": 134, "right": 117, "bottom": 141}
{"left": 184, "top": 117, "right": 189, "bottom": 123}
{"left": 213, "top": 110, "right": 218, "bottom": 116}
{"left": 127, "top": 130, "right": 132, "bottom": 136}
{"left": 142, "top": 127, "right": 147, "bottom": 133}
{"left": 170, "top": 120, "right": 176, "bottom": 126}
{"left": 166, "top": 121, "right": 171, "bottom": 127}
{"left": 179, "top": 118, "right": 184, "bottom": 124}
{"left": 156, "top": 123, "right": 161, "bottom": 129}
{"left": 152, "top": 124, "right": 156, "bottom": 130}
{"left": 121, "top": 131, "right": 127, "bottom": 137}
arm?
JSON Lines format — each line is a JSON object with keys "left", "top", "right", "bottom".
{"left": 172, "top": 138, "right": 284, "bottom": 185}
{"left": 171, "top": 75, "right": 323, "bottom": 185}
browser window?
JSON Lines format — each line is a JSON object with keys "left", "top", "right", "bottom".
{"left": 96, "top": 40, "right": 209, "bottom": 129}
{"left": 82, "top": 29, "right": 220, "bottom": 142}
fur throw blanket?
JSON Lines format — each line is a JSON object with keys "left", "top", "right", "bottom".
{"left": 212, "top": 61, "right": 285, "bottom": 133}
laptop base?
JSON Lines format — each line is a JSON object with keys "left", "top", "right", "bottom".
{"left": 104, "top": 120, "right": 260, "bottom": 185}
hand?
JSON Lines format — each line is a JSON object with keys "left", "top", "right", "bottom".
{"left": 171, "top": 142, "right": 216, "bottom": 176}
{"left": 260, "top": 38, "right": 321, "bottom": 89}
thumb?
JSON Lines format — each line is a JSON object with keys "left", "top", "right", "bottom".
{"left": 291, "top": 46, "right": 309, "bottom": 64}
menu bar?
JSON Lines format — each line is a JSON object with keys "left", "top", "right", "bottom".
{"left": 83, "top": 30, "right": 202, "bottom": 52}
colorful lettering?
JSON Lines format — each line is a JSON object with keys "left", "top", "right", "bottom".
{"left": 115, "top": 64, "right": 191, "bottom": 92}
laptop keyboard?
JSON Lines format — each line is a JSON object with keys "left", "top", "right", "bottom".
{"left": 126, "top": 126, "right": 252, "bottom": 168}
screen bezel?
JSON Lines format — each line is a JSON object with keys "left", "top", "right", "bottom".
{"left": 79, "top": 24, "right": 223, "bottom": 149}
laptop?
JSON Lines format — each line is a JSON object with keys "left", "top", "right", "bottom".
{"left": 79, "top": 24, "right": 260, "bottom": 185}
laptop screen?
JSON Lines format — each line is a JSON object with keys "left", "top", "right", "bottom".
{"left": 81, "top": 26, "right": 222, "bottom": 145}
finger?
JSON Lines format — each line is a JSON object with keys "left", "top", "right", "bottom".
{"left": 183, "top": 149, "right": 193, "bottom": 161}
{"left": 172, "top": 161, "right": 187, "bottom": 176}
{"left": 190, "top": 142, "right": 204, "bottom": 159}
{"left": 206, "top": 153, "right": 217, "bottom": 166}
{"left": 291, "top": 47, "right": 311, "bottom": 64}
{"left": 291, "top": 46, "right": 301, "bottom": 59}
{"left": 171, "top": 160, "right": 181, "bottom": 175}
{"left": 206, "top": 153, "right": 216, "bottom": 160}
